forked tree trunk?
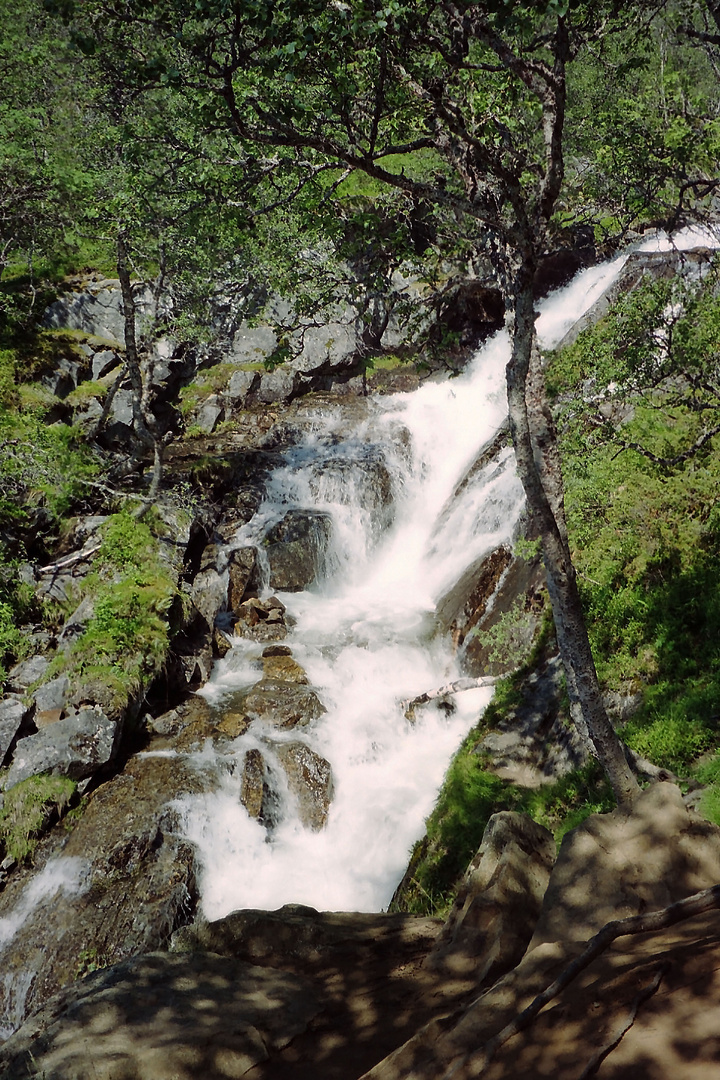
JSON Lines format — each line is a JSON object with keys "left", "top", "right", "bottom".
{"left": 506, "top": 265, "right": 640, "bottom": 808}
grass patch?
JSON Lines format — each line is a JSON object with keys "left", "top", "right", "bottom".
{"left": 47, "top": 512, "right": 179, "bottom": 708}
{"left": 0, "top": 775, "right": 77, "bottom": 862}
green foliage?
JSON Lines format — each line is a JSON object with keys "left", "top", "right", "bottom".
{"left": 0, "top": 775, "right": 76, "bottom": 862}
{"left": 0, "top": 410, "right": 98, "bottom": 532}
{"left": 56, "top": 512, "right": 177, "bottom": 701}
{"left": 546, "top": 268, "right": 720, "bottom": 777}
{"left": 0, "top": 600, "right": 24, "bottom": 685}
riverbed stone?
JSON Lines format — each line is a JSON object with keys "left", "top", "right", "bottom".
{"left": 275, "top": 742, "right": 334, "bottom": 830}
{"left": 234, "top": 679, "right": 326, "bottom": 731}
{"left": 264, "top": 509, "right": 333, "bottom": 591}
{"left": 240, "top": 748, "right": 266, "bottom": 820}
{"left": 234, "top": 596, "right": 288, "bottom": 642}
{"left": 261, "top": 653, "right": 309, "bottom": 683}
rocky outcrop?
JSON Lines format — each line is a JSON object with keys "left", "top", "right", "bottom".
{"left": 478, "top": 652, "right": 591, "bottom": 787}
{"left": 232, "top": 679, "right": 326, "bottom": 732}
{"left": 1, "top": 707, "right": 119, "bottom": 790}
{"left": 363, "top": 782, "right": 720, "bottom": 1080}
{"left": 0, "top": 952, "right": 321, "bottom": 1080}
{"left": 0, "top": 753, "right": 205, "bottom": 1035}
{"left": 426, "top": 812, "right": 555, "bottom": 983}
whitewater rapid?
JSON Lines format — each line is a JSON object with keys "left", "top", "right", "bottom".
{"left": 173, "top": 224, "right": 719, "bottom": 918}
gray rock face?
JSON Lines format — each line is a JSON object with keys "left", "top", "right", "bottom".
{"left": 91, "top": 349, "right": 120, "bottom": 380}
{"left": 478, "top": 653, "right": 591, "bottom": 786}
{"left": 226, "top": 368, "right": 260, "bottom": 404}
{"left": 0, "top": 951, "right": 320, "bottom": 1080}
{"left": 275, "top": 741, "right": 334, "bottom": 831}
{"left": 2, "top": 707, "right": 119, "bottom": 790}
{"left": 41, "top": 357, "right": 82, "bottom": 399}
{"left": 426, "top": 811, "right": 556, "bottom": 981}
{"left": 194, "top": 395, "right": 224, "bottom": 433}
{"left": 190, "top": 543, "right": 228, "bottom": 631}
{"left": 33, "top": 676, "right": 70, "bottom": 727}
{"left": 0, "top": 699, "right": 29, "bottom": 767}
{"left": 43, "top": 281, "right": 153, "bottom": 345}
{"left": 231, "top": 321, "right": 278, "bottom": 364}
{"left": 264, "top": 509, "right": 333, "bottom": 591}
{"left": 235, "top": 679, "right": 326, "bottom": 731}
{"left": 4, "top": 655, "right": 50, "bottom": 694}
{"left": 226, "top": 546, "right": 260, "bottom": 612}
{"left": 255, "top": 368, "right": 297, "bottom": 404}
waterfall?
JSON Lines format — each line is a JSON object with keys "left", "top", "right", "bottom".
{"left": 173, "top": 231, "right": 720, "bottom": 918}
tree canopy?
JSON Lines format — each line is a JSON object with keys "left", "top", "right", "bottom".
{"left": 5, "top": 0, "right": 720, "bottom": 804}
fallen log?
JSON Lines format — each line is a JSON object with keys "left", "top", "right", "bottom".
{"left": 402, "top": 676, "right": 497, "bottom": 721}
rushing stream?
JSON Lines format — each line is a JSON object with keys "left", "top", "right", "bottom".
{"left": 0, "top": 228, "right": 716, "bottom": 1045}
{"left": 172, "top": 229, "right": 716, "bottom": 918}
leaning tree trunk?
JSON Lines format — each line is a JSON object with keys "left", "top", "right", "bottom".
{"left": 116, "top": 232, "right": 164, "bottom": 506}
{"left": 506, "top": 265, "right": 640, "bottom": 808}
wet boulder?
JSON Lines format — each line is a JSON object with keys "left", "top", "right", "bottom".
{"left": 264, "top": 509, "right": 332, "bottom": 591}
{"left": 306, "top": 449, "right": 395, "bottom": 535}
{"left": 275, "top": 742, "right": 334, "bottom": 831}
{"left": 1, "top": 707, "right": 120, "bottom": 791}
{"left": 226, "top": 546, "right": 261, "bottom": 612}
{"left": 234, "top": 679, "right": 326, "bottom": 731}
{"left": 0, "top": 753, "right": 205, "bottom": 1035}
{"left": 261, "top": 647, "right": 308, "bottom": 683}
{"left": 234, "top": 596, "right": 288, "bottom": 642}
{"left": 240, "top": 747, "right": 266, "bottom": 820}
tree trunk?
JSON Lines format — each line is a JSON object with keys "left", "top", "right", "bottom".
{"left": 116, "top": 232, "right": 164, "bottom": 508}
{"left": 506, "top": 263, "right": 640, "bottom": 807}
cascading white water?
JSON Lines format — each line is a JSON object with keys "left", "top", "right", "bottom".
{"left": 0, "top": 857, "right": 90, "bottom": 1039}
{"left": 173, "top": 226, "right": 720, "bottom": 919}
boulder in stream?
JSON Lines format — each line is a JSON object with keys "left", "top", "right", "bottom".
{"left": 275, "top": 741, "right": 334, "bottom": 831}
{"left": 240, "top": 747, "right": 266, "bottom": 820}
{"left": 234, "top": 596, "right": 288, "bottom": 642}
{"left": 233, "top": 679, "right": 326, "bottom": 731}
{"left": 264, "top": 509, "right": 332, "bottom": 591}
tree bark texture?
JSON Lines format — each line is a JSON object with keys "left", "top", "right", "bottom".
{"left": 506, "top": 265, "right": 640, "bottom": 807}
{"left": 116, "top": 233, "right": 164, "bottom": 506}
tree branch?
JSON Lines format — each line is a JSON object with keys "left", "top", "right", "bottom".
{"left": 448, "top": 882, "right": 720, "bottom": 1077}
